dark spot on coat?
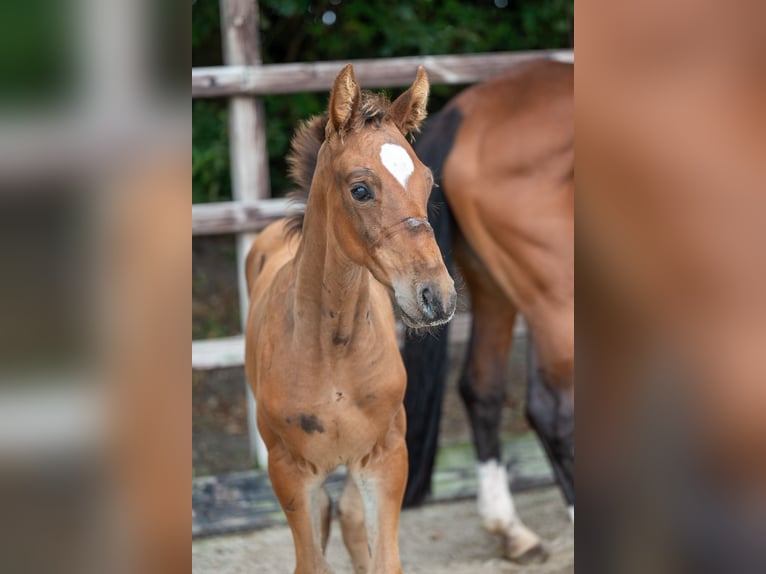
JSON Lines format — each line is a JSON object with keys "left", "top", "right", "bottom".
{"left": 298, "top": 413, "right": 325, "bottom": 434}
{"left": 336, "top": 391, "right": 344, "bottom": 401}
{"left": 285, "top": 497, "right": 296, "bottom": 512}
{"left": 333, "top": 333, "right": 350, "bottom": 346}
{"left": 356, "top": 393, "right": 377, "bottom": 409}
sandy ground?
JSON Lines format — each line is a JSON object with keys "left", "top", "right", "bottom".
{"left": 192, "top": 486, "right": 573, "bottom": 574}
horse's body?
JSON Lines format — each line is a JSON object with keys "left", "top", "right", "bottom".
{"left": 245, "top": 65, "right": 455, "bottom": 574}
{"left": 403, "top": 59, "right": 574, "bottom": 562}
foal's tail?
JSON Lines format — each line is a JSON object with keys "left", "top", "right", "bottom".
{"left": 402, "top": 106, "right": 463, "bottom": 507}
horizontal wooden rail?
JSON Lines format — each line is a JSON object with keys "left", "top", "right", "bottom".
{"left": 192, "top": 198, "right": 303, "bottom": 235}
{"left": 192, "top": 314, "right": 528, "bottom": 370}
{"left": 191, "top": 315, "right": 472, "bottom": 370}
{"left": 193, "top": 50, "right": 573, "bottom": 98}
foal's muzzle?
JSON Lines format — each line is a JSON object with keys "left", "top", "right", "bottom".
{"left": 382, "top": 217, "right": 456, "bottom": 328}
{"left": 416, "top": 282, "right": 455, "bottom": 324}
{"left": 398, "top": 279, "right": 456, "bottom": 328}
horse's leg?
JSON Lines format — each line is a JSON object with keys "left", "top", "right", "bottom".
{"left": 267, "top": 445, "right": 333, "bottom": 574}
{"left": 319, "top": 485, "right": 332, "bottom": 553}
{"left": 526, "top": 337, "right": 574, "bottom": 519}
{"left": 352, "top": 409, "right": 408, "bottom": 574}
{"left": 338, "top": 476, "right": 370, "bottom": 574}
{"left": 455, "top": 251, "right": 546, "bottom": 563}
{"left": 402, "top": 322, "right": 450, "bottom": 507}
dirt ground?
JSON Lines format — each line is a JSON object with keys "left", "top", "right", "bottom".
{"left": 192, "top": 486, "right": 573, "bottom": 574}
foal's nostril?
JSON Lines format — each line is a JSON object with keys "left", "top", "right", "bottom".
{"left": 418, "top": 285, "right": 437, "bottom": 320}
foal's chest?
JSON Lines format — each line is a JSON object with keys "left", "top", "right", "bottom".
{"left": 260, "top": 351, "right": 406, "bottom": 464}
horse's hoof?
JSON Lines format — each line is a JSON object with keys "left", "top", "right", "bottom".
{"left": 506, "top": 541, "right": 549, "bottom": 565}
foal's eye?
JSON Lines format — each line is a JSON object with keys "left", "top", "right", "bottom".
{"left": 350, "top": 184, "right": 375, "bottom": 202}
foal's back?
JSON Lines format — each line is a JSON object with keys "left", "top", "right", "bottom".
{"left": 245, "top": 219, "right": 298, "bottom": 310}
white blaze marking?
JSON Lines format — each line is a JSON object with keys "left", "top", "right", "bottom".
{"left": 380, "top": 143, "right": 414, "bottom": 188}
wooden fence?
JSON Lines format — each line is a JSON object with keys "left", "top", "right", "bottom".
{"left": 192, "top": 0, "right": 573, "bottom": 467}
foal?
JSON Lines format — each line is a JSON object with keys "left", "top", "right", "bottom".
{"left": 245, "top": 65, "right": 456, "bottom": 574}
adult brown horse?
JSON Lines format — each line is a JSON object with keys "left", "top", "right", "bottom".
{"left": 244, "top": 65, "right": 456, "bottom": 574}
{"left": 402, "top": 59, "right": 574, "bottom": 562}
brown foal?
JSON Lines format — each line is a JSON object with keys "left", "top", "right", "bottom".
{"left": 244, "top": 65, "right": 456, "bottom": 574}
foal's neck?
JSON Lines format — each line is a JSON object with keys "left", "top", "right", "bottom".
{"left": 292, "top": 194, "right": 374, "bottom": 355}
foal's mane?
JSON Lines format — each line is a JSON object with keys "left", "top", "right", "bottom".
{"left": 284, "top": 92, "right": 396, "bottom": 239}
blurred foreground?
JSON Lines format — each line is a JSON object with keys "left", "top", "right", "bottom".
{"left": 576, "top": 1, "right": 766, "bottom": 572}
{"left": 0, "top": 1, "right": 189, "bottom": 573}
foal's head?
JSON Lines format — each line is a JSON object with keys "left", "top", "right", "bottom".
{"left": 290, "top": 64, "right": 456, "bottom": 328}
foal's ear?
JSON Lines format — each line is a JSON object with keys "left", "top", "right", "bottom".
{"left": 389, "top": 66, "right": 430, "bottom": 135}
{"left": 328, "top": 64, "right": 361, "bottom": 135}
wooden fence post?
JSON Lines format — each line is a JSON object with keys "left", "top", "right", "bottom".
{"left": 220, "top": 0, "right": 270, "bottom": 468}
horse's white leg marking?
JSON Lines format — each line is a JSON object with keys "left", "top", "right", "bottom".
{"left": 308, "top": 484, "right": 325, "bottom": 550}
{"left": 477, "top": 460, "right": 541, "bottom": 555}
{"left": 380, "top": 143, "right": 414, "bottom": 189}
{"left": 477, "top": 459, "right": 514, "bottom": 531}
{"left": 355, "top": 475, "right": 379, "bottom": 555}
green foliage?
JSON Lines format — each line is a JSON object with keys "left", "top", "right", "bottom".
{"left": 0, "top": 0, "right": 73, "bottom": 106}
{"left": 192, "top": 100, "right": 231, "bottom": 203}
{"left": 192, "top": 0, "right": 223, "bottom": 66}
{"left": 193, "top": 0, "right": 573, "bottom": 203}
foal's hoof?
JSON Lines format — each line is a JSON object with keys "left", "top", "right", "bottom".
{"left": 506, "top": 541, "right": 548, "bottom": 564}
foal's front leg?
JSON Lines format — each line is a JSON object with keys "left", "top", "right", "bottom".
{"left": 268, "top": 445, "right": 333, "bottom": 574}
{"left": 353, "top": 412, "right": 408, "bottom": 574}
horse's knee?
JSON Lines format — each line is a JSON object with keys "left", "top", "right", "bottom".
{"left": 459, "top": 369, "right": 506, "bottom": 417}
{"left": 526, "top": 365, "right": 574, "bottom": 505}
{"left": 526, "top": 376, "right": 573, "bottom": 450}
{"left": 459, "top": 370, "right": 506, "bottom": 460}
